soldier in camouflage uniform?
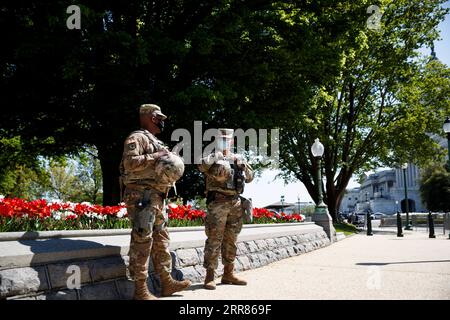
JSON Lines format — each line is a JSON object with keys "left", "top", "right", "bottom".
{"left": 198, "top": 128, "right": 254, "bottom": 290}
{"left": 120, "top": 104, "right": 191, "bottom": 300}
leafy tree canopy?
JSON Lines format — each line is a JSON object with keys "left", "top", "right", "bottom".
{"left": 420, "top": 163, "right": 450, "bottom": 212}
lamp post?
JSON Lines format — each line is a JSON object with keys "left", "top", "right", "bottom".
{"left": 444, "top": 117, "right": 450, "bottom": 171}
{"left": 297, "top": 195, "right": 301, "bottom": 214}
{"left": 311, "top": 138, "right": 325, "bottom": 207}
{"left": 311, "top": 138, "right": 336, "bottom": 242}
{"left": 402, "top": 163, "right": 412, "bottom": 230}
{"left": 280, "top": 195, "right": 285, "bottom": 213}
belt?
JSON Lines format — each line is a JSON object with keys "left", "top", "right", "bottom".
{"left": 126, "top": 184, "right": 169, "bottom": 199}
{"left": 211, "top": 191, "right": 239, "bottom": 200}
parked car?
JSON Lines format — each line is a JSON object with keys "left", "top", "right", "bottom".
{"left": 339, "top": 213, "right": 349, "bottom": 219}
{"left": 372, "top": 212, "right": 385, "bottom": 219}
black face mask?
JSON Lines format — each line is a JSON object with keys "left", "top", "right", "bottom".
{"left": 157, "top": 119, "right": 165, "bottom": 132}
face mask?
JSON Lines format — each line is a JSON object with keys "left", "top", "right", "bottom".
{"left": 156, "top": 119, "right": 165, "bottom": 132}
{"left": 217, "top": 140, "right": 229, "bottom": 151}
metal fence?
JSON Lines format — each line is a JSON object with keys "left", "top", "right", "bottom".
{"left": 380, "top": 212, "right": 450, "bottom": 235}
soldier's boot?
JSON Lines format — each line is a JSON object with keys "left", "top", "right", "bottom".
{"left": 203, "top": 268, "right": 216, "bottom": 290}
{"left": 221, "top": 263, "right": 247, "bottom": 285}
{"left": 160, "top": 273, "right": 191, "bottom": 297}
{"left": 134, "top": 279, "right": 157, "bottom": 300}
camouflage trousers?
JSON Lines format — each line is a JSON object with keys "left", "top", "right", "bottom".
{"left": 124, "top": 186, "right": 172, "bottom": 281}
{"left": 203, "top": 196, "right": 244, "bottom": 270}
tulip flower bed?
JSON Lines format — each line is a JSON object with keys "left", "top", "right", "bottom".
{"left": 0, "top": 197, "right": 305, "bottom": 232}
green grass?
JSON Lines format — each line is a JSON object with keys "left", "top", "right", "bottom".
{"left": 333, "top": 222, "right": 359, "bottom": 236}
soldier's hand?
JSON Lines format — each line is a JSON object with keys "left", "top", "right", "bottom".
{"left": 155, "top": 149, "right": 169, "bottom": 159}
{"left": 233, "top": 154, "right": 246, "bottom": 167}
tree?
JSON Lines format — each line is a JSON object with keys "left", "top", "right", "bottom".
{"left": 1, "top": 0, "right": 309, "bottom": 204}
{"left": 277, "top": 0, "right": 450, "bottom": 221}
{"left": 47, "top": 158, "right": 78, "bottom": 201}
{"left": 0, "top": 137, "right": 104, "bottom": 203}
{"left": 2, "top": 0, "right": 449, "bottom": 213}
{"left": 44, "top": 148, "right": 104, "bottom": 203}
{"left": 0, "top": 136, "right": 51, "bottom": 199}
{"left": 72, "top": 148, "right": 103, "bottom": 204}
{"left": 420, "top": 164, "right": 450, "bottom": 212}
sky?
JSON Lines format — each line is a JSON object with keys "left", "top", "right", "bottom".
{"left": 245, "top": 4, "right": 450, "bottom": 208}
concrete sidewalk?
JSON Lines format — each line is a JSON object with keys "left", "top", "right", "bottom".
{"left": 165, "top": 232, "right": 450, "bottom": 300}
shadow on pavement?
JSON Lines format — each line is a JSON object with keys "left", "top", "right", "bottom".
{"left": 356, "top": 260, "right": 450, "bottom": 266}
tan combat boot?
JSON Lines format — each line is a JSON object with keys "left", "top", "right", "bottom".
{"left": 203, "top": 268, "right": 216, "bottom": 290}
{"left": 221, "top": 263, "right": 247, "bottom": 285}
{"left": 160, "top": 273, "right": 191, "bottom": 297}
{"left": 134, "top": 279, "right": 157, "bottom": 300}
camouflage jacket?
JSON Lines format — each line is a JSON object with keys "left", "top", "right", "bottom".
{"left": 198, "top": 152, "right": 254, "bottom": 196}
{"left": 119, "top": 129, "right": 172, "bottom": 193}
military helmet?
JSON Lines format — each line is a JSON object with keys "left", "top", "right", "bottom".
{"left": 208, "top": 160, "right": 232, "bottom": 182}
{"left": 155, "top": 152, "right": 185, "bottom": 184}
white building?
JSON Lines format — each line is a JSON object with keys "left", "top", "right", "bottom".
{"left": 340, "top": 163, "right": 426, "bottom": 214}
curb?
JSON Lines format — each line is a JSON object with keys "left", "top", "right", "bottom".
{"left": 0, "top": 222, "right": 315, "bottom": 242}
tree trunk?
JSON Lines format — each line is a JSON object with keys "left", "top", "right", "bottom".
{"left": 325, "top": 192, "right": 338, "bottom": 222}
{"left": 97, "top": 145, "right": 122, "bottom": 206}
{"left": 326, "top": 178, "right": 351, "bottom": 222}
{"left": 323, "top": 194, "right": 339, "bottom": 222}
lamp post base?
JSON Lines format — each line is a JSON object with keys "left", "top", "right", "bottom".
{"left": 312, "top": 204, "right": 337, "bottom": 243}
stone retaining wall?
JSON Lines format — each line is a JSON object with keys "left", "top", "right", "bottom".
{"left": 1, "top": 227, "right": 330, "bottom": 300}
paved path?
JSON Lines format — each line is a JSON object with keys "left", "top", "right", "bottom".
{"left": 164, "top": 232, "right": 450, "bottom": 300}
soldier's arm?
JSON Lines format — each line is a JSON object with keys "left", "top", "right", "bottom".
{"left": 198, "top": 163, "right": 210, "bottom": 173}
{"left": 234, "top": 155, "right": 254, "bottom": 183}
{"left": 122, "top": 134, "right": 161, "bottom": 172}
{"left": 243, "top": 162, "right": 254, "bottom": 183}
{"left": 198, "top": 152, "right": 222, "bottom": 173}
{"left": 238, "top": 157, "right": 254, "bottom": 183}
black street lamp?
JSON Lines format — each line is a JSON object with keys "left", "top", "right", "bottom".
{"left": 280, "top": 195, "right": 285, "bottom": 213}
{"left": 311, "top": 138, "right": 325, "bottom": 208}
{"left": 310, "top": 138, "right": 336, "bottom": 241}
{"left": 402, "top": 163, "right": 412, "bottom": 230}
{"left": 444, "top": 117, "right": 450, "bottom": 171}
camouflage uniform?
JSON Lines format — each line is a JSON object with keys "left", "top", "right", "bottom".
{"left": 198, "top": 153, "right": 254, "bottom": 270}
{"left": 120, "top": 129, "right": 173, "bottom": 281}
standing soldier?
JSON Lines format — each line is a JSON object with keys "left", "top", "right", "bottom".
{"left": 198, "top": 128, "right": 254, "bottom": 290}
{"left": 120, "top": 104, "right": 191, "bottom": 300}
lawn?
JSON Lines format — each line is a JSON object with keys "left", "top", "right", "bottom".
{"left": 333, "top": 222, "right": 359, "bottom": 236}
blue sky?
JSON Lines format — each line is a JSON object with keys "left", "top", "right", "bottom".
{"left": 245, "top": 5, "right": 450, "bottom": 208}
